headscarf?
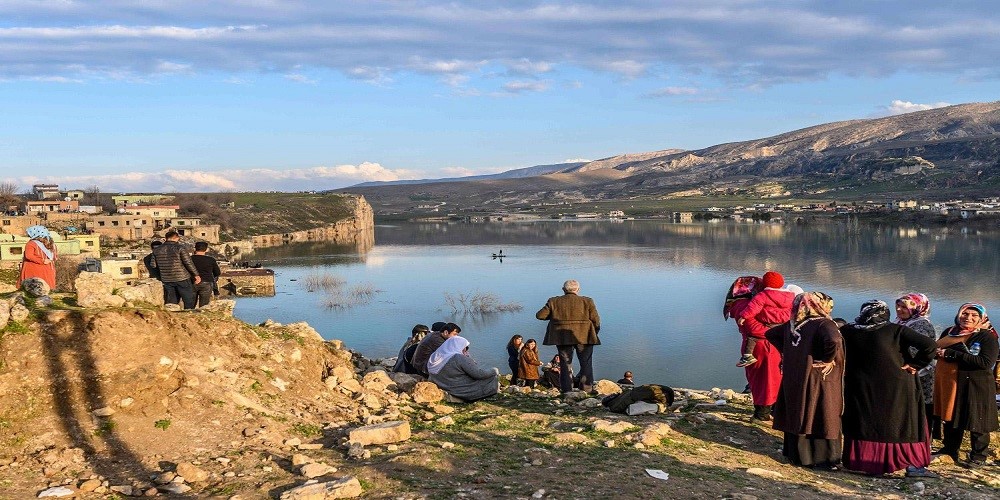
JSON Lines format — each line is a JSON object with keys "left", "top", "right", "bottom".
{"left": 894, "top": 293, "right": 930, "bottom": 326}
{"left": 953, "top": 303, "right": 994, "bottom": 336}
{"left": 853, "top": 300, "right": 891, "bottom": 330}
{"left": 723, "top": 276, "right": 763, "bottom": 320}
{"left": 426, "top": 336, "right": 470, "bottom": 375}
{"left": 785, "top": 284, "right": 804, "bottom": 295}
{"left": 26, "top": 225, "right": 49, "bottom": 240}
{"left": 791, "top": 291, "right": 834, "bottom": 331}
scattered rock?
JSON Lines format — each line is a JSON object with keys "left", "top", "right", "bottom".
{"left": 436, "top": 416, "right": 455, "bottom": 426}
{"left": 430, "top": 404, "right": 454, "bottom": 415}
{"left": 592, "top": 419, "right": 636, "bottom": 434}
{"left": 78, "top": 479, "right": 101, "bottom": 492}
{"left": 10, "top": 303, "right": 30, "bottom": 322}
{"left": 346, "top": 443, "right": 370, "bottom": 460}
{"left": 279, "top": 476, "right": 363, "bottom": 499}
{"left": 441, "top": 442, "right": 456, "bottom": 449}
{"left": 388, "top": 372, "right": 421, "bottom": 392}
{"left": 284, "top": 438, "right": 302, "bottom": 448}
{"left": 577, "top": 398, "right": 602, "bottom": 408}
{"left": 157, "top": 483, "right": 192, "bottom": 494}
{"left": 553, "top": 432, "right": 590, "bottom": 445}
{"left": 200, "top": 298, "right": 236, "bottom": 316}
{"left": 339, "top": 379, "right": 362, "bottom": 394}
{"left": 109, "top": 485, "right": 134, "bottom": 496}
{"left": 154, "top": 472, "right": 176, "bottom": 485}
{"left": 175, "top": 462, "right": 209, "bottom": 483}
{"left": 21, "top": 277, "right": 50, "bottom": 298}
{"left": 348, "top": 421, "right": 411, "bottom": 446}
{"left": 531, "top": 488, "right": 546, "bottom": 498}
{"left": 593, "top": 379, "right": 622, "bottom": 396}
{"left": 291, "top": 454, "right": 313, "bottom": 467}
{"left": 361, "top": 370, "right": 396, "bottom": 392}
{"left": 300, "top": 462, "right": 336, "bottom": 479}
{"left": 604, "top": 440, "right": 616, "bottom": 448}
{"left": 91, "top": 407, "right": 115, "bottom": 417}
{"left": 411, "top": 381, "right": 444, "bottom": 404}
{"left": 746, "top": 468, "right": 784, "bottom": 479}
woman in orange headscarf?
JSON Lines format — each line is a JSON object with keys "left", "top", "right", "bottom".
{"left": 17, "top": 225, "right": 57, "bottom": 290}
{"left": 932, "top": 303, "right": 998, "bottom": 467}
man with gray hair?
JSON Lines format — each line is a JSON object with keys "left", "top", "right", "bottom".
{"left": 537, "top": 279, "right": 601, "bottom": 393}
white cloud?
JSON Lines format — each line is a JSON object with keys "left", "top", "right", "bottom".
{"left": 506, "top": 58, "right": 552, "bottom": 75}
{"left": 283, "top": 73, "right": 317, "bottom": 84}
{"left": 10, "top": 162, "right": 419, "bottom": 192}
{"left": 440, "top": 166, "right": 476, "bottom": 177}
{"left": 502, "top": 80, "right": 550, "bottom": 93}
{"left": 596, "top": 60, "right": 647, "bottom": 78}
{"left": 644, "top": 86, "right": 699, "bottom": 97}
{"left": 154, "top": 61, "right": 192, "bottom": 74}
{"left": 884, "top": 99, "right": 951, "bottom": 115}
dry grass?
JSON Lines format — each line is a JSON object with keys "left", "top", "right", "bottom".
{"left": 322, "top": 282, "right": 381, "bottom": 309}
{"left": 303, "top": 273, "right": 346, "bottom": 293}
{"left": 444, "top": 291, "right": 523, "bottom": 315}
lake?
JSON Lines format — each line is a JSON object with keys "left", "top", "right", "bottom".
{"left": 232, "top": 220, "right": 1000, "bottom": 391}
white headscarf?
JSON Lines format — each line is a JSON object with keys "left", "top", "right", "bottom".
{"left": 426, "top": 336, "right": 470, "bottom": 375}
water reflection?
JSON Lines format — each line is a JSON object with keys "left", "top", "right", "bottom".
{"left": 233, "top": 220, "right": 999, "bottom": 391}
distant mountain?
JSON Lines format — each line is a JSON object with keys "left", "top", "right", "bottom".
{"left": 340, "top": 102, "right": 1000, "bottom": 211}
{"left": 349, "top": 161, "right": 586, "bottom": 188}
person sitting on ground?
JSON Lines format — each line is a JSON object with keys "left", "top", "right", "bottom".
{"left": 542, "top": 355, "right": 564, "bottom": 388}
{"left": 411, "top": 322, "right": 460, "bottom": 376}
{"left": 736, "top": 271, "right": 795, "bottom": 367}
{"left": 190, "top": 241, "right": 221, "bottom": 308}
{"left": 517, "top": 339, "right": 542, "bottom": 388}
{"left": 617, "top": 371, "right": 635, "bottom": 386}
{"left": 392, "top": 324, "right": 430, "bottom": 374}
{"left": 506, "top": 334, "right": 523, "bottom": 385}
{"left": 427, "top": 336, "right": 499, "bottom": 402}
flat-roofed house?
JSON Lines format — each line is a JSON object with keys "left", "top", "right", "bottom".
{"left": 85, "top": 215, "right": 155, "bottom": 240}
{"left": 26, "top": 200, "right": 80, "bottom": 213}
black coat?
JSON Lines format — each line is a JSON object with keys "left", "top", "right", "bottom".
{"left": 940, "top": 328, "right": 999, "bottom": 433}
{"left": 841, "top": 323, "right": 936, "bottom": 443}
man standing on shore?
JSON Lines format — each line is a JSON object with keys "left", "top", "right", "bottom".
{"left": 191, "top": 241, "right": 221, "bottom": 308}
{"left": 151, "top": 230, "right": 200, "bottom": 309}
{"left": 537, "top": 279, "right": 601, "bottom": 393}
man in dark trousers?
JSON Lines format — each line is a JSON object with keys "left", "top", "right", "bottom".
{"left": 537, "top": 279, "right": 601, "bottom": 393}
{"left": 151, "top": 230, "right": 200, "bottom": 309}
{"left": 190, "top": 241, "right": 221, "bottom": 308}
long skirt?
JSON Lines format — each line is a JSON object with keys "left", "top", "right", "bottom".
{"left": 843, "top": 438, "right": 930, "bottom": 475}
{"left": 783, "top": 433, "right": 842, "bottom": 467}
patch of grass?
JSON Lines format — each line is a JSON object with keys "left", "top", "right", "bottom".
{"left": 303, "top": 273, "right": 345, "bottom": 293}
{"left": 2, "top": 320, "right": 31, "bottom": 336}
{"left": 261, "top": 368, "right": 274, "bottom": 380}
{"left": 443, "top": 291, "right": 523, "bottom": 315}
{"left": 154, "top": 419, "right": 171, "bottom": 431}
{"left": 208, "top": 484, "right": 238, "bottom": 496}
{"left": 249, "top": 380, "right": 262, "bottom": 392}
{"left": 93, "top": 419, "right": 116, "bottom": 437}
{"left": 357, "top": 477, "right": 374, "bottom": 491}
{"left": 211, "top": 399, "right": 226, "bottom": 407}
{"left": 291, "top": 422, "right": 323, "bottom": 438}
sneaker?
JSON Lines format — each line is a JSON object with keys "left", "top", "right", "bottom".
{"left": 905, "top": 466, "right": 938, "bottom": 478}
{"left": 960, "top": 459, "right": 988, "bottom": 470}
{"left": 736, "top": 354, "right": 758, "bottom": 367}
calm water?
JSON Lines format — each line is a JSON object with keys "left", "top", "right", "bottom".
{"left": 233, "top": 220, "right": 1000, "bottom": 391}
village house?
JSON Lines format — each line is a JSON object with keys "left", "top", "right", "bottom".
{"left": 0, "top": 215, "right": 43, "bottom": 235}
{"left": 85, "top": 214, "right": 155, "bottom": 240}
{"left": 111, "top": 194, "right": 174, "bottom": 207}
{"left": 67, "top": 234, "right": 101, "bottom": 255}
{"left": 169, "top": 224, "right": 221, "bottom": 244}
{"left": 120, "top": 204, "right": 180, "bottom": 220}
{"left": 32, "top": 184, "right": 61, "bottom": 200}
{"left": 26, "top": 200, "right": 80, "bottom": 213}
{"left": 63, "top": 189, "right": 86, "bottom": 200}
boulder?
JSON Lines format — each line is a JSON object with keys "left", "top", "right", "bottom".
{"left": 284, "top": 322, "right": 324, "bottom": 342}
{"left": 175, "top": 462, "right": 209, "bottom": 482}
{"left": 0, "top": 302, "right": 10, "bottom": 330}
{"left": 37, "top": 486, "right": 75, "bottom": 498}
{"left": 279, "top": 477, "right": 363, "bottom": 499}
{"left": 388, "top": 372, "right": 421, "bottom": 392}
{"left": 348, "top": 421, "right": 411, "bottom": 446}
{"left": 411, "top": 381, "right": 444, "bottom": 404}
{"left": 339, "top": 379, "right": 362, "bottom": 394}
{"left": 9, "top": 302, "right": 30, "bottom": 322}
{"left": 75, "top": 272, "right": 126, "bottom": 308}
{"left": 114, "top": 279, "right": 164, "bottom": 306}
{"left": 21, "top": 277, "right": 50, "bottom": 297}
{"left": 592, "top": 419, "right": 636, "bottom": 434}
{"left": 594, "top": 379, "right": 622, "bottom": 396}
{"left": 332, "top": 366, "right": 355, "bottom": 381}
{"left": 361, "top": 370, "right": 395, "bottom": 392}
{"left": 201, "top": 298, "right": 235, "bottom": 316}
{"left": 299, "top": 462, "right": 336, "bottom": 479}
{"left": 553, "top": 432, "right": 591, "bottom": 445}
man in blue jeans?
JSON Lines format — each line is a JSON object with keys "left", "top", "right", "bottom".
{"left": 537, "top": 279, "right": 601, "bottom": 393}
{"left": 151, "top": 230, "right": 200, "bottom": 309}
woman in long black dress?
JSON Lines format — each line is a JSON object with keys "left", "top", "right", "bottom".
{"left": 841, "top": 300, "right": 937, "bottom": 476}
{"left": 766, "top": 291, "right": 844, "bottom": 469}
{"left": 932, "top": 303, "right": 999, "bottom": 467}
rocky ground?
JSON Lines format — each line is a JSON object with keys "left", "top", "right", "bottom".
{"left": 1, "top": 276, "right": 999, "bottom": 499}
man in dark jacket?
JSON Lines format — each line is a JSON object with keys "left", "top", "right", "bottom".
{"left": 151, "top": 230, "right": 200, "bottom": 309}
{"left": 143, "top": 240, "right": 162, "bottom": 280}
{"left": 537, "top": 279, "right": 601, "bottom": 393}
{"left": 191, "top": 241, "right": 221, "bottom": 308}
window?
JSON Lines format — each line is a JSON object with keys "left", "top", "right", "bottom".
{"left": 112, "top": 221, "right": 119, "bottom": 226}
{"left": 125, "top": 220, "right": 130, "bottom": 225}
{"left": 11, "top": 247, "right": 22, "bottom": 255}
{"left": 98, "top": 221, "right": 106, "bottom": 226}
{"left": 2, "top": 220, "right": 8, "bottom": 226}
{"left": 120, "top": 267, "right": 133, "bottom": 275}
{"left": 85, "top": 241, "right": 94, "bottom": 246}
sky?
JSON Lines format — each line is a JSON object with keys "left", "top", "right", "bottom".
{"left": 1, "top": 1, "right": 999, "bottom": 192}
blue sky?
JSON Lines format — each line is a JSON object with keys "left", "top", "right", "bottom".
{"left": 1, "top": 1, "right": 999, "bottom": 192}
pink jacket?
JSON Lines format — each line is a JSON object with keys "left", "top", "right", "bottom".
{"left": 737, "top": 288, "right": 795, "bottom": 338}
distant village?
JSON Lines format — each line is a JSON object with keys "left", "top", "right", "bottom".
{"left": 1, "top": 184, "right": 273, "bottom": 296}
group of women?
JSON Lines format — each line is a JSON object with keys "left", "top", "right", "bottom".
{"left": 727, "top": 275, "right": 999, "bottom": 476}
{"left": 507, "top": 335, "right": 575, "bottom": 389}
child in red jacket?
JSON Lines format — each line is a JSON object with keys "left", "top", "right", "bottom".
{"left": 736, "top": 271, "right": 795, "bottom": 366}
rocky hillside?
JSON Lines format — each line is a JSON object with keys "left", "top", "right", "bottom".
{"left": 2, "top": 280, "right": 998, "bottom": 499}
{"left": 343, "top": 102, "right": 1000, "bottom": 210}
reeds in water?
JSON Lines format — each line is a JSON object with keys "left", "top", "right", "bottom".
{"left": 443, "top": 291, "right": 523, "bottom": 315}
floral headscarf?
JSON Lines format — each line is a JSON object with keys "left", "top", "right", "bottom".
{"left": 894, "top": 293, "right": 930, "bottom": 326}
{"left": 953, "top": 303, "right": 994, "bottom": 336}
{"left": 723, "top": 276, "right": 763, "bottom": 320}
{"left": 792, "top": 291, "right": 834, "bottom": 331}
{"left": 854, "top": 300, "right": 891, "bottom": 330}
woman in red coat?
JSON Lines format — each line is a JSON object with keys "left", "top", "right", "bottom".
{"left": 18, "top": 225, "right": 57, "bottom": 290}
{"left": 727, "top": 271, "right": 795, "bottom": 422}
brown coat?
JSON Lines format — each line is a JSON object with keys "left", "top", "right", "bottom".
{"left": 537, "top": 292, "right": 601, "bottom": 346}
{"left": 766, "top": 317, "right": 845, "bottom": 440}
{"left": 518, "top": 348, "right": 542, "bottom": 380}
